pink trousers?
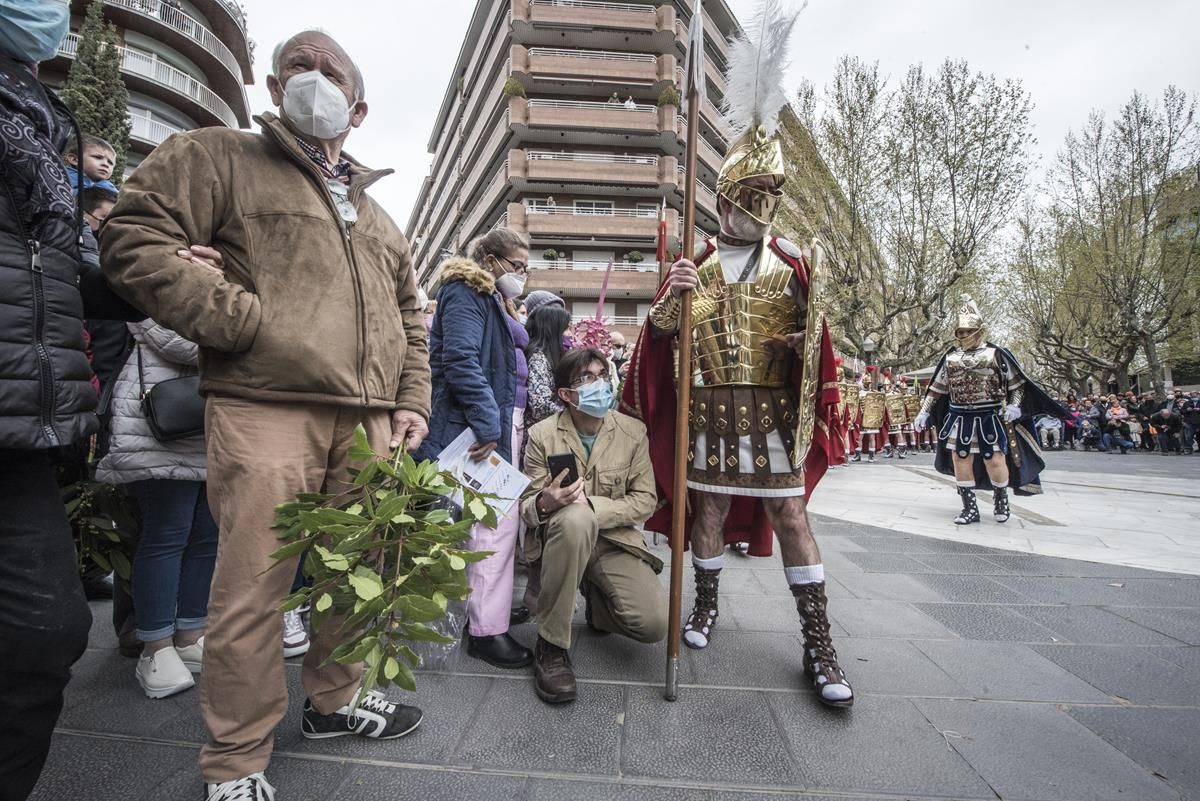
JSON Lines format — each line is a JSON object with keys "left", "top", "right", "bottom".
{"left": 465, "top": 407, "right": 523, "bottom": 636}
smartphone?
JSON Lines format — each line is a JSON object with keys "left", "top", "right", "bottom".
{"left": 546, "top": 453, "right": 580, "bottom": 486}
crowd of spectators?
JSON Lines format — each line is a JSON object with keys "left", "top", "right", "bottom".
{"left": 1044, "top": 390, "right": 1200, "bottom": 455}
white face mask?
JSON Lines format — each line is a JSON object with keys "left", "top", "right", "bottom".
{"left": 281, "top": 71, "right": 352, "bottom": 140}
{"left": 496, "top": 271, "right": 526, "bottom": 300}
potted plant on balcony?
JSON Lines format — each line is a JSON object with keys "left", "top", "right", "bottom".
{"left": 624, "top": 250, "right": 644, "bottom": 264}
{"left": 657, "top": 84, "right": 681, "bottom": 109}
{"left": 542, "top": 248, "right": 558, "bottom": 262}
{"left": 502, "top": 77, "right": 526, "bottom": 99}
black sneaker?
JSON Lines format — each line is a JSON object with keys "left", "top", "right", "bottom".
{"left": 301, "top": 689, "right": 423, "bottom": 740}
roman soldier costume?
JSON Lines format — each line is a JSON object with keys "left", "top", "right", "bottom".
{"left": 915, "top": 295, "right": 1064, "bottom": 523}
{"left": 883, "top": 372, "right": 909, "bottom": 459}
{"left": 858, "top": 369, "right": 887, "bottom": 462}
{"left": 621, "top": 3, "right": 852, "bottom": 707}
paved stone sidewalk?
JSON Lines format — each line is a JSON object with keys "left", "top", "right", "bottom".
{"left": 35, "top": 513, "right": 1200, "bottom": 801}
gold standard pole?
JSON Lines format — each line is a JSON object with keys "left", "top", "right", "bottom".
{"left": 666, "top": 52, "right": 702, "bottom": 703}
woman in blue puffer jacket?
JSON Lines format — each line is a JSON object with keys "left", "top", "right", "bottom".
{"left": 418, "top": 227, "right": 533, "bottom": 670}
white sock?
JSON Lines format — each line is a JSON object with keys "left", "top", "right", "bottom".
{"left": 784, "top": 564, "right": 824, "bottom": 586}
{"left": 992, "top": 481, "right": 1008, "bottom": 489}
{"left": 956, "top": 480, "right": 974, "bottom": 488}
{"left": 693, "top": 554, "right": 724, "bottom": 571}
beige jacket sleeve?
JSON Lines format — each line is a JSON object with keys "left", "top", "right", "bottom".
{"left": 101, "top": 133, "right": 261, "bottom": 353}
{"left": 588, "top": 424, "right": 657, "bottom": 530}
{"left": 520, "top": 422, "right": 551, "bottom": 529}
{"left": 392, "top": 238, "right": 431, "bottom": 418}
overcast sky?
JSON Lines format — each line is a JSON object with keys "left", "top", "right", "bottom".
{"left": 243, "top": 0, "right": 1199, "bottom": 229}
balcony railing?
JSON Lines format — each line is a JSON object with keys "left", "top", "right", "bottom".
{"left": 527, "top": 206, "right": 661, "bottom": 218}
{"left": 530, "top": 259, "right": 651, "bottom": 272}
{"left": 527, "top": 150, "right": 659, "bottom": 165}
{"left": 529, "top": 47, "right": 657, "bottom": 63}
{"left": 106, "top": 0, "right": 241, "bottom": 81}
{"left": 573, "top": 315, "right": 643, "bottom": 326}
{"left": 129, "top": 115, "right": 184, "bottom": 145}
{"left": 59, "top": 34, "right": 238, "bottom": 127}
{"left": 528, "top": 98, "right": 656, "bottom": 114}
{"left": 531, "top": 0, "right": 654, "bottom": 12}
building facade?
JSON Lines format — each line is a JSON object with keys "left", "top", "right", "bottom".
{"left": 405, "top": 0, "right": 739, "bottom": 338}
{"left": 43, "top": 0, "right": 254, "bottom": 173}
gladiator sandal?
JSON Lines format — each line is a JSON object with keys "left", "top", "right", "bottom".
{"left": 867, "top": 450, "right": 876, "bottom": 463}
{"left": 955, "top": 486, "right": 980, "bottom": 525}
{"left": 993, "top": 485, "right": 1011, "bottom": 523}
{"left": 682, "top": 566, "right": 721, "bottom": 649}
{"left": 791, "top": 582, "right": 854, "bottom": 708}
{"left": 897, "top": 444, "right": 908, "bottom": 459}
{"left": 850, "top": 450, "right": 861, "bottom": 463}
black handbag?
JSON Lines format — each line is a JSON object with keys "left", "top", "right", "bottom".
{"left": 136, "top": 345, "right": 205, "bottom": 442}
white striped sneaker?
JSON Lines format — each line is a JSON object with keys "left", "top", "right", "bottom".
{"left": 205, "top": 772, "right": 274, "bottom": 801}
{"left": 282, "top": 610, "right": 310, "bottom": 658}
{"left": 300, "top": 689, "right": 423, "bottom": 740}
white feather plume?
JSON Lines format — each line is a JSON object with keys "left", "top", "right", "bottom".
{"left": 720, "top": 0, "right": 806, "bottom": 137}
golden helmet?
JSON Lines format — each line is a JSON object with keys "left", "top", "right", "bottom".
{"left": 716, "top": 125, "right": 785, "bottom": 225}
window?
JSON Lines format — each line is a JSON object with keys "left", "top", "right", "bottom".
{"left": 636, "top": 203, "right": 659, "bottom": 218}
{"left": 574, "top": 200, "right": 614, "bottom": 216}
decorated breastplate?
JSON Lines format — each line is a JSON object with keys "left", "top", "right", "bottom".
{"left": 691, "top": 239, "right": 799, "bottom": 387}
{"left": 946, "top": 347, "right": 1004, "bottom": 405}
{"left": 885, "top": 391, "right": 910, "bottom": 424}
{"left": 861, "top": 390, "right": 886, "bottom": 428}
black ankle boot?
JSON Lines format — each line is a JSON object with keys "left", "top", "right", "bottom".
{"left": 993, "top": 485, "right": 1010, "bottom": 523}
{"left": 467, "top": 632, "right": 533, "bottom": 669}
{"left": 955, "top": 486, "right": 980, "bottom": 525}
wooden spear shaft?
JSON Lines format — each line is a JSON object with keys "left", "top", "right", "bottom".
{"left": 665, "top": 71, "right": 702, "bottom": 703}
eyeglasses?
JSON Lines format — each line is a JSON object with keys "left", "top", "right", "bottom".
{"left": 497, "top": 255, "right": 528, "bottom": 275}
{"left": 570, "top": 372, "right": 610, "bottom": 388}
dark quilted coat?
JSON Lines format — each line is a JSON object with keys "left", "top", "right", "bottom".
{"left": 0, "top": 55, "right": 139, "bottom": 450}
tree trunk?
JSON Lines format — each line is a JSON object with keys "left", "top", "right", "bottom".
{"left": 1140, "top": 331, "right": 1167, "bottom": 400}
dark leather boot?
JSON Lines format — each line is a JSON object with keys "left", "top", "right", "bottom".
{"left": 534, "top": 636, "right": 576, "bottom": 703}
{"left": 682, "top": 565, "right": 721, "bottom": 649}
{"left": 792, "top": 581, "right": 854, "bottom": 708}
{"left": 466, "top": 632, "right": 533, "bottom": 669}
{"left": 993, "top": 485, "right": 1010, "bottom": 523}
{"left": 954, "top": 486, "right": 980, "bottom": 525}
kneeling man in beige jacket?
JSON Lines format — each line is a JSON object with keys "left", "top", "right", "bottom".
{"left": 521, "top": 348, "right": 667, "bottom": 704}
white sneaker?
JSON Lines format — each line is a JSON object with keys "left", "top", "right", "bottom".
{"left": 283, "top": 609, "right": 310, "bottom": 658}
{"left": 135, "top": 646, "right": 195, "bottom": 699}
{"left": 206, "top": 772, "right": 275, "bottom": 801}
{"left": 175, "top": 636, "right": 204, "bottom": 673}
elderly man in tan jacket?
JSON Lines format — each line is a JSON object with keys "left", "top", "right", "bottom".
{"left": 521, "top": 348, "right": 667, "bottom": 704}
{"left": 101, "top": 30, "right": 429, "bottom": 801}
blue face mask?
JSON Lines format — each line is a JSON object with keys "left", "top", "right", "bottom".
{"left": 0, "top": 0, "right": 70, "bottom": 65}
{"left": 574, "top": 381, "right": 613, "bottom": 419}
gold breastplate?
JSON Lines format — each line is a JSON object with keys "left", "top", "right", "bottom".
{"left": 691, "top": 239, "right": 799, "bottom": 387}
{"left": 946, "top": 347, "right": 1004, "bottom": 405}
{"left": 903, "top": 394, "right": 922, "bottom": 418}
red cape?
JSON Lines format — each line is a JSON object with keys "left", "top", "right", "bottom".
{"left": 619, "top": 237, "right": 845, "bottom": 557}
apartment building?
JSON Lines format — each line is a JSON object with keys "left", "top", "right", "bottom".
{"left": 43, "top": 0, "right": 254, "bottom": 174}
{"left": 405, "top": 0, "right": 740, "bottom": 338}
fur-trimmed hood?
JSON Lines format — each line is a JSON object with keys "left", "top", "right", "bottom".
{"left": 438, "top": 257, "right": 495, "bottom": 295}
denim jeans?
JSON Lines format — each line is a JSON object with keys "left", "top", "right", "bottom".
{"left": 0, "top": 450, "right": 91, "bottom": 801}
{"left": 1103, "top": 433, "right": 1134, "bottom": 451}
{"left": 127, "top": 479, "right": 218, "bottom": 642}
{"left": 1184, "top": 423, "right": 1197, "bottom": 452}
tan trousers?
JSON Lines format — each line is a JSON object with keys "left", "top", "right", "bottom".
{"left": 537, "top": 503, "right": 667, "bottom": 650}
{"left": 199, "top": 396, "right": 391, "bottom": 782}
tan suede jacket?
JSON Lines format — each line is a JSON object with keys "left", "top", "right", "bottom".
{"left": 520, "top": 409, "right": 662, "bottom": 571}
{"left": 101, "top": 113, "right": 430, "bottom": 416}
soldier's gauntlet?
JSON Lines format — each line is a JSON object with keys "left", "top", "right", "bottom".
{"left": 648, "top": 293, "right": 682, "bottom": 332}
{"left": 918, "top": 393, "right": 938, "bottom": 417}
